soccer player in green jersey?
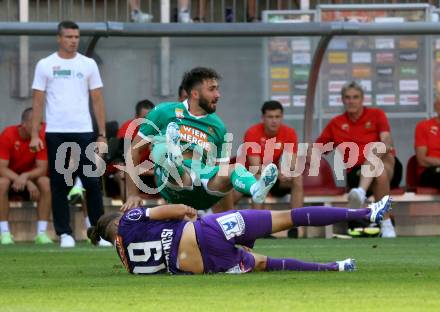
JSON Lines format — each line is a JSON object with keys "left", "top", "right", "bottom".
{"left": 122, "top": 67, "right": 278, "bottom": 211}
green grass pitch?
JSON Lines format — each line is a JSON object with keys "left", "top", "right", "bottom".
{"left": 1, "top": 237, "right": 439, "bottom": 312}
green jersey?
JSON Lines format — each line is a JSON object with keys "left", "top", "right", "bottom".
{"left": 138, "top": 101, "right": 228, "bottom": 163}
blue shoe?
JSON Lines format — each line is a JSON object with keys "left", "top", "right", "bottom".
{"left": 165, "top": 122, "right": 183, "bottom": 167}
{"left": 337, "top": 258, "right": 356, "bottom": 272}
{"left": 252, "top": 163, "right": 278, "bottom": 204}
{"left": 369, "top": 195, "right": 392, "bottom": 224}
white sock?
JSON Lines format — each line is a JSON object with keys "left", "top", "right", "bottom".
{"left": 37, "top": 220, "right": 48, "bottom": 234}
{"left": 74, "top": 177, "right": 83, "bottom": 189}
{"left": 84, "top": 217, "right": 91, "bottom": 229}
{"left": 0, "top": 221, "right": 10, "bottom": 233}
{"left": 381, "top": 218, "right": 392, "bottom": 227}
{"left": 356, "top": 187, "right": 366, "bottom": 198}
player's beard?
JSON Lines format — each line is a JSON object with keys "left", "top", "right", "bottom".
{"left": 199, "top": 95, "right": 216, "bottom": 114}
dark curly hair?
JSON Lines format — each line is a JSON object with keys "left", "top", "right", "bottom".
{"left": 87, "top": 212, "right": 121, "bottom": 245}
{"left": 181, "top": 67, "right": 221, "bottom": 95}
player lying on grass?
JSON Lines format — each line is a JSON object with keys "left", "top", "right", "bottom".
{"left": 88, "top": 196, "right": 391, "bottom": 274}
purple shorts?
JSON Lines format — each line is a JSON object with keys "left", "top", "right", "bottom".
{"left": 193, "top": 210, "right": 272, "bottom": 274}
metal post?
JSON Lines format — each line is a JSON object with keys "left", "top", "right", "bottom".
{"left": 160, "top": 0, "right": 171, "bottom": 97}
{"left": 243, "top": 0, "right": 246, "bottom": 22}
{"left": 300, "top": 0, "right": 310, "bottom": 10}
{"left": 126, "top": 0, "right": 129, "bottom": 22}
{"left": 255, "top": 0, "right": 259, "bottom": 19}
{"left": 210, "top": 0, "right": 214, "bottom": 22}
{"left": 85, "top": 36, "right": 102, "bottom": 57}
{"left": 19, "top": 0, "right": 29, "bottom": 22}
{"left": 304, "top": 35, "right": 333, "bottom": 142}
{"left": 18, "top": 0, "right": 30, "bottom": 98}
{"left": 104, "top": 0, "right": 108, "bottom": 21}
{"left": 36, "top": 0, "right": 40, "bottom": 21}
{"left": 114, "top": 0, "right": 118, "bottom": 21}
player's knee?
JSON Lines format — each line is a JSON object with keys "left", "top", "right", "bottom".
{"left": 376, "top": 170, "right": 389, "bottom": 183}
{"left": 36, "top": 176, "right": 51, "bottom": 192}
{"left": 0, "top": 177, "right": 11, "bottom": 193}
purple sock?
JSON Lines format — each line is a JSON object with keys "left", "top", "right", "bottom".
{"left": 291, "top": 206, "right": 370, "bottom": 227}
{"left": 266, "top": 257, "right": 338, "bottom": 271}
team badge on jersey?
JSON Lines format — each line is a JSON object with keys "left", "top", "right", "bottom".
{"left": 175, "top": 108, "right": 184, "bottom": 119}
{"left": 216, "top": 212, "right": 245, "bottom": 240}
{"left": 127, "top": 208, "right": 143, "bottom": 221}
{"left": 365, "top": 121, "right": 372, "bottom": 129}
{"left": 430, "top": 126, "right": 438, "bottom": 135}
{"left": 341, "top": 123, "right": 349, "bottom": 131}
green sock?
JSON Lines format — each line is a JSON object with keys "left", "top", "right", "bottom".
{"left": 230, "top": 164, "right": 257, "bottom": 195}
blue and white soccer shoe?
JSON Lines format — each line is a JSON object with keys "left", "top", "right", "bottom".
{"left": 252, "top": 163, "right": 278, "bottom": 204}
{"left": 368, "top": 195, "right": 392, "bottom": 224}
{"left": 165, "top": 122, "right": 183, "bottom": 167}
{"left": 336, "top": 258, "right": 356, "bottom": 272}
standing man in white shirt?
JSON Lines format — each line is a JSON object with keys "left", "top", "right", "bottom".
{"left": 30, "top": 21, "right": 107, "bottom": 248}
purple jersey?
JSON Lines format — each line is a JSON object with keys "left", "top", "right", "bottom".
{"left": 115, "top": 208, "right": 187, "bottom": 274}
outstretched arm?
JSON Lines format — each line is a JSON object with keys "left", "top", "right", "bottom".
{"left": 90, "top": 88, "right": 107, "bottom": 140}
{"left": 149, "top": 204, "right": 197, "bottom": 221}
{"left": 121, "top": 135, "right": 144, "bottom": 210}
{"left": 30, "top": 90, "right": 45, "bottom": 152}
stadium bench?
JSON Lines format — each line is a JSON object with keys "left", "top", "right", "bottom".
{"left": 9, "top": 155, "right": 440, "bottom": 241}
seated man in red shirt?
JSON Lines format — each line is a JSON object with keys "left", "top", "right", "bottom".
{"left": 115, "top": 99, "right": 155, "bottom": 198}
{"left": 414, "top": 97, "right": 440, "bottom": 187}
{"left": 0, "top": 108, "right": 52, "bottom": 245}
{"left": 237, "top": 101, "right": 304, "bottom": 230}
{"left": 315, "top": 81, "right": 400, "bottom": 238}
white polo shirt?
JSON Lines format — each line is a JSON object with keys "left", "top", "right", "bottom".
{"left": 32, "top": 52, "right": 103, "bottom": 133}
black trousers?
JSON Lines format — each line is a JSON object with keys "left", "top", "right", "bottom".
{"left": 420, "top": 167, "right": 440, "bottom": 188}
{"left": 46, "top": 132, "right": 104, "bottom": 236}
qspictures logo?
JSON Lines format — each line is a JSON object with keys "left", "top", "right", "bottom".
{"left": 54, "top": 118, "right": 389, "bottom": 195}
